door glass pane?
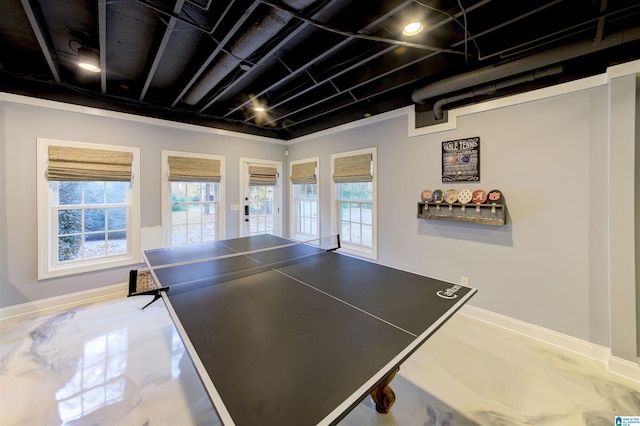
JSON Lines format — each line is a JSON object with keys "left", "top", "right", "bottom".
{"left": 249, "top": 185, "right": 275, "bottom": 236}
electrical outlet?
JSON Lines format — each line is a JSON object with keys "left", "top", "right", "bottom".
{"left": 461, "top": 276, "right": 470, "bottom": 286}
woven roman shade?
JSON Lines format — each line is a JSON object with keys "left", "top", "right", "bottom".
{"left": 332, "top": 153, "right": 372, "bottom": 183}
{"left": 248, "top": 165, "right": 277, "bottom": 186}
{"left": 47, "top": 145, "right": 133, "bottom": 181}
{"left": 290, "top": 161, "right": 317, "bottom": 185}
{"left": 168, "top": 156, "right": 221, "bottom": 182}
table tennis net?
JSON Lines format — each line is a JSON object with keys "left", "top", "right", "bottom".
{"left": 128, "top": 235, "right": 340, "bottom": 297}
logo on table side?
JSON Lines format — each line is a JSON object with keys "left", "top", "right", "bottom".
{"left": 437, "top": 285, "right": 462, "bottom": 299}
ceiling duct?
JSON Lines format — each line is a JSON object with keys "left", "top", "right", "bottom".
{"left": 182, "top": 0, "right": 318, "bottom": 105}
{"left": 433, "top": 65, "right": 564, "bottom": 119}
{"left": 411, "top": 25, "right": 640, "bottom": 105}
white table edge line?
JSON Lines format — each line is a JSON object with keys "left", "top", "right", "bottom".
{"left": 316, "top": 286, "right": 478, "bottom": 426}
{"left": 160, "top": 292, "right": 237, "bottom": 426}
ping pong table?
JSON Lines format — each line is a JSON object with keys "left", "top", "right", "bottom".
{"left": 133, "top": 234, "right": 476, "bottom": 425}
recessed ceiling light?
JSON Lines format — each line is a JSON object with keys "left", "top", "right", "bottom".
{"left": 402, "top": 21, "right": 424, "bottom": 37}
{"left": 77, "top": 47, "right": 101, "bottom": 72}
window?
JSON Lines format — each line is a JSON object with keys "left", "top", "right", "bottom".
{"left": 37, "top": 139, "right": 140, "bottom": 279}
{"left": 331, "top": 148, "right": 377, "bottom": 259}
{"left": 162, "top": 151, "right": 225, "bottom": 246}
{"left": 290, "top": 158, "right": 319, "bottom": 241}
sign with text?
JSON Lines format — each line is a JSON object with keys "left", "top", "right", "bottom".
{"left": 442, "top": 137, "right": 480, "bottom": 182}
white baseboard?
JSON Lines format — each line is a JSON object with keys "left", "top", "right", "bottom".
{"left": 460, "top": 305, "right": 640, "bottom": 384}
{"left": 0, "top": 282, "right": 127, "bottom": 325}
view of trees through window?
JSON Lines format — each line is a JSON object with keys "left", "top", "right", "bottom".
{"left": 170, "top": 182, "right": 217, "bottom": 246}
{"left": 336, "top": 182, "right": 373, "bottom": 247}
{"left": 56, "top": 181, "right": 128, "bottom": 262}
{"left": 248, "top": 185, "right": 274, "bottom": 235}
{"left": 294, "top": 183, "right": 317, "bottom": 237}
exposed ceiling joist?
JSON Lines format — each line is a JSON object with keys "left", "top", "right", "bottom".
{"left": 1, "top": 0, "right": 639, "bottom": 140}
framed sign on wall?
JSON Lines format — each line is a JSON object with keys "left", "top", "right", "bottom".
{"left": 442, "top": 136, "right": 480, "bottom": 182}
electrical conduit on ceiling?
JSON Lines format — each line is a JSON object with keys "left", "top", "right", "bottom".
{"left": 182, "top": 0, "right": 318, "bottom": 105}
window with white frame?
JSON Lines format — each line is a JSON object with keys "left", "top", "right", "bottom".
{"left": 289, "top": 158, "right": 319, "bottom": 241}
{"left": 162, "top": 151, "right": 225, "bottom": 247}
{"left": 37, "top": 139, "right": 140, "bottom": 279}
{"left": 331, "top": 148, "right": 377, "bottom": 259}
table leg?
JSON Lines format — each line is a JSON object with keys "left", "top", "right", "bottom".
{"left": 370, "top": 368, "right": 399, "bottom": 413}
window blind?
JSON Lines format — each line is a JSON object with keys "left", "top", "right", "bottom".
{"left": 290, "top": 161, "right": 317, "bottom": 185}
{"left": 332, "top": 153, "right": 372, "bottom": 183}
{"left": 248, "top": 165, "right": 277, "bottom": 186}
{"left": 168, "top": 156, "right": 221, "bottom": 182}
{"left": 47, "top": 145, "right": 133, "bottom": 181}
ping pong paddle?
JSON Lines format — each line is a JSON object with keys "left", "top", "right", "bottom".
{"left": 457, "top": 188, "right": 472, "bottom": 211}
{"left": 432, "top": 189, "right": 444, "bottom": 203}
{"left": 444, "top": 189, "right": 458, "bottom": 204}
{"left": 457, "top": 189, "right": 472, "bottom": 204}
{"left": 421, "top": 190, "right": 433, "bottom": 202}
{"left": 471, "top": 189, "right": 487, "bottom": 204}
{"left": 487, "top": 189, "right": 503, "bottom": 204}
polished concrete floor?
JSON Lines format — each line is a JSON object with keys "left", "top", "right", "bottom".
{"left": 1, "top": 294, "right": 639, "bottom": 425}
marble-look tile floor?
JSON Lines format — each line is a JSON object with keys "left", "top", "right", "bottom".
{"left": 1, "top": 295, "right": 638, "bottom": 425}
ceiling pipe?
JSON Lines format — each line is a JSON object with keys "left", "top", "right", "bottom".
{"left": 411, "top": 24, "right": 640, "bottom": 104}
{"left": 182, "top": 0, "right": 318, "bottom": 105}
{"left": 433, "top": 65, "right": 564, "bottom": 119}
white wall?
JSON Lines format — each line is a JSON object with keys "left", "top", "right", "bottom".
{"left": 0, "top": 97, "right": 285, "bottom": 307}
{"left": 288, "top": 63, "right": 638, "bottom": 360}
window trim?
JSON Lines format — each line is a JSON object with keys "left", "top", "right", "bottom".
{"left": 161, "top": 150, "right": 226, "bottom": 246}
{"left": 37, "top": 138, "right": 141, "bottom": 279}
{"left": 330, "top": 147, "right": 377, "bottom": 260}
{"left": 289, "top": 157, "right": 320, "bottom": 242}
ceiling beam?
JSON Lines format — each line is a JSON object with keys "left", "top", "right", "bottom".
{"left": 19, "top": 0, "right": 61, "bottom": 82}
{"left": 98, "top": 0, "right": 107, "bottom": 93}
{"left": 244, "top": 0, "right": 485, "bottom": 124}
{"left": 201, "top": 0, "right": 345, "bottom": 113}
{"left": 232, "top": 0, "right": 417, "bottom": 121}
{"left": 140, "top": 0, "right": 187, "bottom": 100}
{"left": 171, "top": 1, "right": 262, "bottom": 107}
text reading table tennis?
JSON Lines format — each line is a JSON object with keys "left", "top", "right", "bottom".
{"left": 136, "top": 235, "right": 476, "bottom": 425}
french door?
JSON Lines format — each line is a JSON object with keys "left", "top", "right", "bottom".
{"left": 240, "top": 159, "right": 282, "bottom": 237}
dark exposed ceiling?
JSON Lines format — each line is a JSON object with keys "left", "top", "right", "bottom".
{"left": 1, "top": 0, "right": 640, "bottom": 140}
